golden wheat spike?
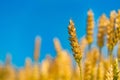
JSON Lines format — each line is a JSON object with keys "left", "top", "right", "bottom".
{"left": 97, "top": 62, "right": 104, "bottom": 80}
{"left": 68, "top": 19, "right": 82, "bottom": 80}
{"left": 55, "top": 50, "right": 72, "bottom": 80}
{"left": 112, "top": 30, "right": 119, "bottom": 47}
{"left": 25, "top": 58, "right": 32, "bottom": 80}
{"left": 106, "top": 19, "right": 111, "bottom": 47}
{"left": 109, "top": 11, "right": 117, "bottom": 46}
{"left": 86, "top": 9, "right": 94, "bottom": 48}
{"left": 85, "top": 49, "right": 99, "bottom": 80}
{"left": 83, "top": 60, "right": 92, "bottom": 80}
{"left": 111, "top": 10, "right": 120, "bottom": 48}
{"left": 110, "top": 10, "right": 116, "bottom": 28}
{"left": 41, "top": 55, "right": 52, "bottom": 80}
{"left": 115, "top": 10, "right": 120, "bottom": 42}
{"left": 68, "top": 19, "right": 82, "bottom": 63}
{"left": 91, "top": 48, "right": 99, "bottom": 65}
{"left": 97, "top": 14, "right": 107, "bottom": 49}
{"left": 34, "top": 36, "right": 41, "bottom": 62}
{"left": 117, "top": 22, "right": 120, "bottom": 39}
{"left": 53, "top": 38, "right": 62, "bottom": 53}
{"left": 105, "top": 65, "right": 113, "bottom": 80}
{"left": 32, "top": 63, "right": 40, "bottom": 80}
{"left": 113, "top": 59, "right": 119, "bottom": 80}
{"left": 106, "top": 11, "right": 116, "bottom": 57}
{"left": 112, "top": 10, "right": 119, "bottom": 47}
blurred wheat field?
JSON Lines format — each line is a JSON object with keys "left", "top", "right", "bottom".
{"left": 1, "top": 9, "right": 120, "bottom": 80}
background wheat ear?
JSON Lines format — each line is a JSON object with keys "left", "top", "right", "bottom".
{"left": 97, "top": 61, "right": 104, "bottom": 80}
{"left": 113, "top": 59, "right": 119, "bottom": 80}
{"left": 68, "top": 19, "right": 82, "bottom": 80}
{"left": 111, "top": 11, "right": 119, "bottom": 50}
{"left": 115, "top": 10, "right": 120, "bottom": 46}
{"left": 106, "top": 11, "right": 116, "bottom": 61}
{"left": 34, "top": 36, "right": 41, "bottom": 62}
{"left": 105, "top": 65, "right": 113, "bottom": 80}
{"left": 97, "top": 14, "right": 107, "bottom": 52}
{"left": 53, "top": 38, "right": 62, "bottom": 54}
{"left": 86, "top": 9, "right": 94, "bottom": 49}
{"left": 83, "top": 59, "right": 92, "bottom": 80}
{"left": 97, "top": 14, "right": 107, "bottom": 61}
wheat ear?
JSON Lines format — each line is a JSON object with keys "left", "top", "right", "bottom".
{"left": 86, "top": 9, "right": 94, "bottom": 49}
{"left": 97, "top": 62, "right": 104, "bottom": 80}
{"left": 113, "top": 59, "right": 119, "bottom": 80}
{"left": 83, "top": 60, "right": 92, "bottom": 80}
{"left": 97, "top": 14, "right": 107, "bottom": 61}
{"left": 97, "top": 14, "right": 107, "bottom": 52}
{"left": 105, "top": 65, "right": 113, "bottom": 80}
{"left": 34, "top": 36, "right": 41, "bottom": 62}
{"left": 68, "top": 19, "right": 82, "bottom": 80}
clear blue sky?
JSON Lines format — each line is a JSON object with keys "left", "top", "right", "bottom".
{"left": 0, "top": 0, "right": 120, "bottom": 66}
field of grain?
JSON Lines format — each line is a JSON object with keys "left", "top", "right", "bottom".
{"left": 0, "top": 9, "right": 120, "bottom": 80}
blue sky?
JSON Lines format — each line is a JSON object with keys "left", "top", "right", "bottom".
{"left": 0, "top": 0, "right": 120, "bottom": 66}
